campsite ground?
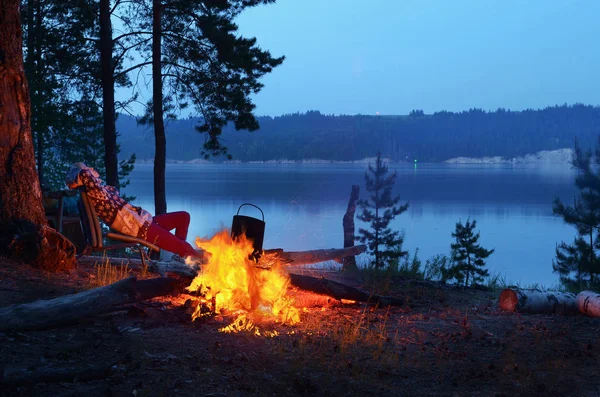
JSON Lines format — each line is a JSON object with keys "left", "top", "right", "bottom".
{"left": 1, "top": 257, "right": 599, "bottom": 397}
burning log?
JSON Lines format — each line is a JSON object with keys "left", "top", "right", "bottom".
{"left": 0, "top": 277, "right": 185, "bottom": 332}
{"left": 498, "top": 288, "right": 578, "bottom": 315}
{"left": 289, "top": 273, "right": 403, "bottom": 306}
{"left": 576, "top": 290, "right": 600, "bottom": 317}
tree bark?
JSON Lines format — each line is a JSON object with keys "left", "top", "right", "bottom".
{"left": 0, "top": 0, "right": 75, "bottom": 270}
{"left": 152, "top": 0, "right": 167, "bottom": 215}
{"left": 342, "top": 185, "right": 360, "bottom": 271}
{"left": 499, "top": 288, "right": 578, "bottom": 315}
{"left": 24, "top": 0, "right": 44, "bottom": 186}
{"left": 0, "top": 0, "right": 44, "bottom": 226}
{"left": 576, "top": 290, "right": 600, "bottom": 317}
{"left": 33, "top": 0, "right": 43, "bottom": 186}
{"left": 99, "top": 0, "right": 119, "bottom": 189}
{"left": 0, "top": 276, "right": 185, "bottom": 332}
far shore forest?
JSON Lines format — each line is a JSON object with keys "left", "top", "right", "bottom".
{"left": 116, "top": 105, "right": 600, "bottom": 164}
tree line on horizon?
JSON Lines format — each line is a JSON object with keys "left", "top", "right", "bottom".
{"left": 115, "top": 104, "right": 600, "bottom": 163}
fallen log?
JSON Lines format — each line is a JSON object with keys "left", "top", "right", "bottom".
{"left": 77, "top": 245, "right": 367, "bottom": 272}
{"left": 76, "top": 255, "right": 200, "bottom": 278}
{"left": 0, "top": 277, "right": 185, "bottom": 332}
{"left": 498, "top": 288, "right": 578, "bottom": 315}
{"left": 1, "top": 355, "right": 128, "bottom": 386}
{"left": 288, "top": 273, "right": 403, "bottom": 306}
{"left": 147, "top": 260, "right": 199, "bottom": 278}
{"left": 276, "top": 245, "right": 367, "bottom": 266}
{"left": 576, "top": 290, "right": 600, "bottom": 317}
{"left": 2, "top": 364, "right": 111, "bottom": 386}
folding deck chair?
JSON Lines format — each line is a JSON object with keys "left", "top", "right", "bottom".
{"left": 76, "top": 191, "right": 159, "bottom": 267}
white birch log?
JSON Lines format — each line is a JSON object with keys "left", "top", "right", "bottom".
{"left": 499, "top": 288, "right": 578, "bottom": 315}
{"left": 576, "top": 290, "right": 600, "bottom": 317}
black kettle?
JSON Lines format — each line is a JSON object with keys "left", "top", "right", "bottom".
{"left": 231, "top": 203, "right": 265, "bottom": 262}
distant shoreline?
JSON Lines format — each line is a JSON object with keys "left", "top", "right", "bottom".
{"left": 134, "top": 148, "right": 573, "bottom": 165}
{"left": 135, "top": 157, "right": 390, "bottom": 165}
{"left": 443, "top": 148, "right": 572, "bottom": 165}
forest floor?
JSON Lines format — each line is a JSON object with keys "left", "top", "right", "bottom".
{"left": 1, "top": 256, "right": 599, "bottom": 397}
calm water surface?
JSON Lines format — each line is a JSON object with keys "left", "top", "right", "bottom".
{"left": 123, "top": 163, "right": 578, "bottom": 287}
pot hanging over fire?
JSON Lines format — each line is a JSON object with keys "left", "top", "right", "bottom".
{"left": 231, "top": 203, "right": 265, "bottom": 262}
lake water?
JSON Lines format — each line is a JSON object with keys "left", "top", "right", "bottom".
{"left": 123, "top": 163, "right": 578, "bottom": 287}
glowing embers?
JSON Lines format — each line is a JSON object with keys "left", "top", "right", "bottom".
{"left": 186, "top": 230, "right": 300, "bottom": 334}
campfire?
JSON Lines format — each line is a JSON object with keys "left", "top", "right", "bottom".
{"left": 0, "top": 224, "right": 388, "bottom": 335}
{"left": 186, "top": 230, "right": 301, "bottom": 335}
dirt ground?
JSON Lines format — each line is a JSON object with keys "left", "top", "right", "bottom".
{"left": 1, "top": 257, "right": 600, "bottom": 397}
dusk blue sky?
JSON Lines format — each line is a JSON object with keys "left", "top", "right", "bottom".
{"left": 233, "top": 0, "right": 600, "bottom": 117}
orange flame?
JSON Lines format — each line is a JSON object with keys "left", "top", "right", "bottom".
{"left": 186, "top": 230, "right": 300, "bottom": 333}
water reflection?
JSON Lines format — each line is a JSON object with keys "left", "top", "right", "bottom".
{"left": 124, "top": 163, "right": 577, "bottom": 287}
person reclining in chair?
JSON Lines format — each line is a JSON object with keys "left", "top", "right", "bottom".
{"left": 66, "top": 162, "right": 202, "bottom": 261}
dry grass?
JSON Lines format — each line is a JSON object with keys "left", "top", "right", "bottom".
{"left": 270, "top": 291, "right": 400, "bottom": 376}
{"left": 139, "top": 259, "right": 149, "bottom": 278}
{"left": 92, "top": 256, "right": 131, "bottom": 286}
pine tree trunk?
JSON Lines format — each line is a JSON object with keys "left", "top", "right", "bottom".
{"left": 374, "top": 188, "right": 380, "bottom": 267}
{"left": 589, "top": 231, "right": 595, "bottom": 285}
{"left": 33, "top": 0, "right": 43, "bottom": 185}
{"left": 0, "top": 0, "right": 75, "bottom": 270}
{"left": 25, "top": 0, "right": 44, "bottom": 186}
{"left": 152, "top": 0, "right": 167, "bottom": 216}
{"left": 99, "top": 0, "right": 119, "bottom": 188}
{"left": 466, "top": 255, "right": 471, "bottom": 286}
